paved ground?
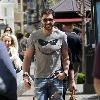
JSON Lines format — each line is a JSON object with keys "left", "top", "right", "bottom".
{"left": 18, "top": 62, "right": 100, "bottom": 100}
{"left": 18, "top": 85, "right": 99, "bottom": 100}
{"left": 18, "top": 92, "right": 99, "bottom": 100}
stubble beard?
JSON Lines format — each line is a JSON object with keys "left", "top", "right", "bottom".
{"left": 43, "top": 24, "right": 53, "bottom": 31}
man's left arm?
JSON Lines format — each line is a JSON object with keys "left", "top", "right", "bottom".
{"left": 56, "top": 33, "right": 70, "bottom": 80}
{"left": 56, "top": 47, "right": 70, "bottom": 80}
{"left": 61, "top": 47, "right": 70, "bottom": 77}
{"left": 61, "top": 33, "right": 70, "bottom": 76}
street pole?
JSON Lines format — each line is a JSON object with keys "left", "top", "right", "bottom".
{"left": 20, "top": 0, "right": 24, "bottom": 34}
{"left": 76, "top": 0, "right": 95, "bottom": 94}
{"left": 76, "top": 0, "right": 86, "bottom": 72}
{"left": 82, "top": 0, "right": 95, "bottom": 93}
{"left": 81, "top": 0, "right": 86, "bottom": 74}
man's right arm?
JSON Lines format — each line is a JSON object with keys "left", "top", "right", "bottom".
{"left": 22, "top": 48, "right": 33, "bottom": 88}
{"left": 23, "top": 48, "right": 33, "bottom": 73}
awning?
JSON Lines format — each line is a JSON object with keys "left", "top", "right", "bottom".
{"left": 54, "top": 18, "right": 82, "bottom": 22}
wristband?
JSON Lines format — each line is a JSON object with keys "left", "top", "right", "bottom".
{"left": 23, "top": 72, "right": 29, "bottom": 78}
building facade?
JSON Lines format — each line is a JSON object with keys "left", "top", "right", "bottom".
{"left": 0, "top": 0, "right": 17, "bottom": 34}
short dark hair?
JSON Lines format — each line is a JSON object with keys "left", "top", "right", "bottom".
{"left": 41, "top": 9, "right": 55, "bottom": 18}
{"left": 73, "top": 27, "right": 81, "bottom": 34}
{"left": 16, "top": 32, "right": 24, "bottom": 39}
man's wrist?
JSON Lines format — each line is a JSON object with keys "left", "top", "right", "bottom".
{"left": 23, "top": 72, "right": 29, "bottom": 78}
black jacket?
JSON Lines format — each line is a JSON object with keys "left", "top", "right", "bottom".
{"left": 67, "top": 32, "right": 82, "bottom": 63}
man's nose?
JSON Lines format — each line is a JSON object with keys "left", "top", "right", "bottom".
{"left": 46, "top": 20, "right": 51, "bottom": 23}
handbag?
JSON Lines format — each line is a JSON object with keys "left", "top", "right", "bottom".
{"left": 17, "top": 70, "right": 34, "bottom": 96}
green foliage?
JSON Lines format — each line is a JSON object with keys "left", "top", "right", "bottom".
{"left": 48, "top": 0, "right": 61, "bottom": 6}
{"left": 77, "top": 72, "right": 85, "bottom": 84}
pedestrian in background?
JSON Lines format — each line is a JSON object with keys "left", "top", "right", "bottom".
{"left": 0, "top": 41, "right": 17, "bottom": 100}
{"left": 16, "top": 32, "right": 27, "bottom": 61}
{"left": 3, "top": 26, "right": 18, "bottom": 52}
{"left": 62, "top": 23, "right": 82, "bottom": 84}
{"left": 1, "top": 34, "right": 22, "bottom": 73}
{"left": 93, "top": 42, "right": 100, "bottom": 95}
{"left": 23, "top": 9, "right": 70, "bottom": 100}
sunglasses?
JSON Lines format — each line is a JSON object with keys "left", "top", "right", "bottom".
{"left": 42, "top": 18, "right": 53, "bottom": 22}
{"left": 6, "top": 30, "right": 11, "bottom": 31}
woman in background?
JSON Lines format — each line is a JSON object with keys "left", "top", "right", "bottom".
{"left": 1, "top": 34, "right": 22, "bottom": 73}
{"left": 3, "top": 26, "right": 18, "bottom": 52}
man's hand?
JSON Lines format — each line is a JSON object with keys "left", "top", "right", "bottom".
{"left": 23, "top": 77, "right": 31, "bottom": 89}
{"left": 23, "top": 72, "right": 31, "bottom": 89}
{"left": 56, "top": 72, "right": 68, "bottom": 80}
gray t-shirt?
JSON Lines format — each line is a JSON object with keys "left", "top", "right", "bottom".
{"left": 28, "top": 28, "right": 68, "bottom": 78}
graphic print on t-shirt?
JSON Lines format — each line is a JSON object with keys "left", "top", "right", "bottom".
{"left": 37, "top": 38, "right": 61, "bottom": 55}
{"left": 38, "top": 39, "right": 58, "bottom": 46}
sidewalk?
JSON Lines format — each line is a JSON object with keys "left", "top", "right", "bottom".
{"left": 18, "top": 88, "right": 34, "bottom": 100}
{"left": 18, "top": 85, "right": 99, "bottom": 100}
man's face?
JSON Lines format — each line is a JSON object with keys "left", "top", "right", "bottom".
{"left": 41, "top": 14, "right": 55, "bottom": 31}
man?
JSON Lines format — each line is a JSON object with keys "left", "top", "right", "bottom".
{"left": 23, "top": 9, "right": 70, "bottom": 100}
{"left": 0, "top": 41, "right": 17, "bottom": 100}
{"left": 62, "top": 23, "right": 82, "bottom": 83}
{"left": 93, "top": 42, "right": 100, "bottom": 95}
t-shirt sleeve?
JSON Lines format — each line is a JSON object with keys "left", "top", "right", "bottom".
{"left": 27, "top": 33, "right": 35, "bottom": 50}
{"left": 93, "top": 42, "right": 100, "bottom": 79}
{"left": 62, "top": 33, "right": 68, "bottom": 49}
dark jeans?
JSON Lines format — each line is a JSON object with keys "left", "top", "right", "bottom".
{"left": 34, "top": 78, "right": 64, "bottom": 100}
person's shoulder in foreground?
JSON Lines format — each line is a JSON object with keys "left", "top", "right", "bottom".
{"left": 93, "top": 41, "right": 100, "bottom": 95}
{"left": 93, "top": 42, "right": 100, "bottom": 79}
{"left": 0, "top": 41, "right": 17, "bottom": 100}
